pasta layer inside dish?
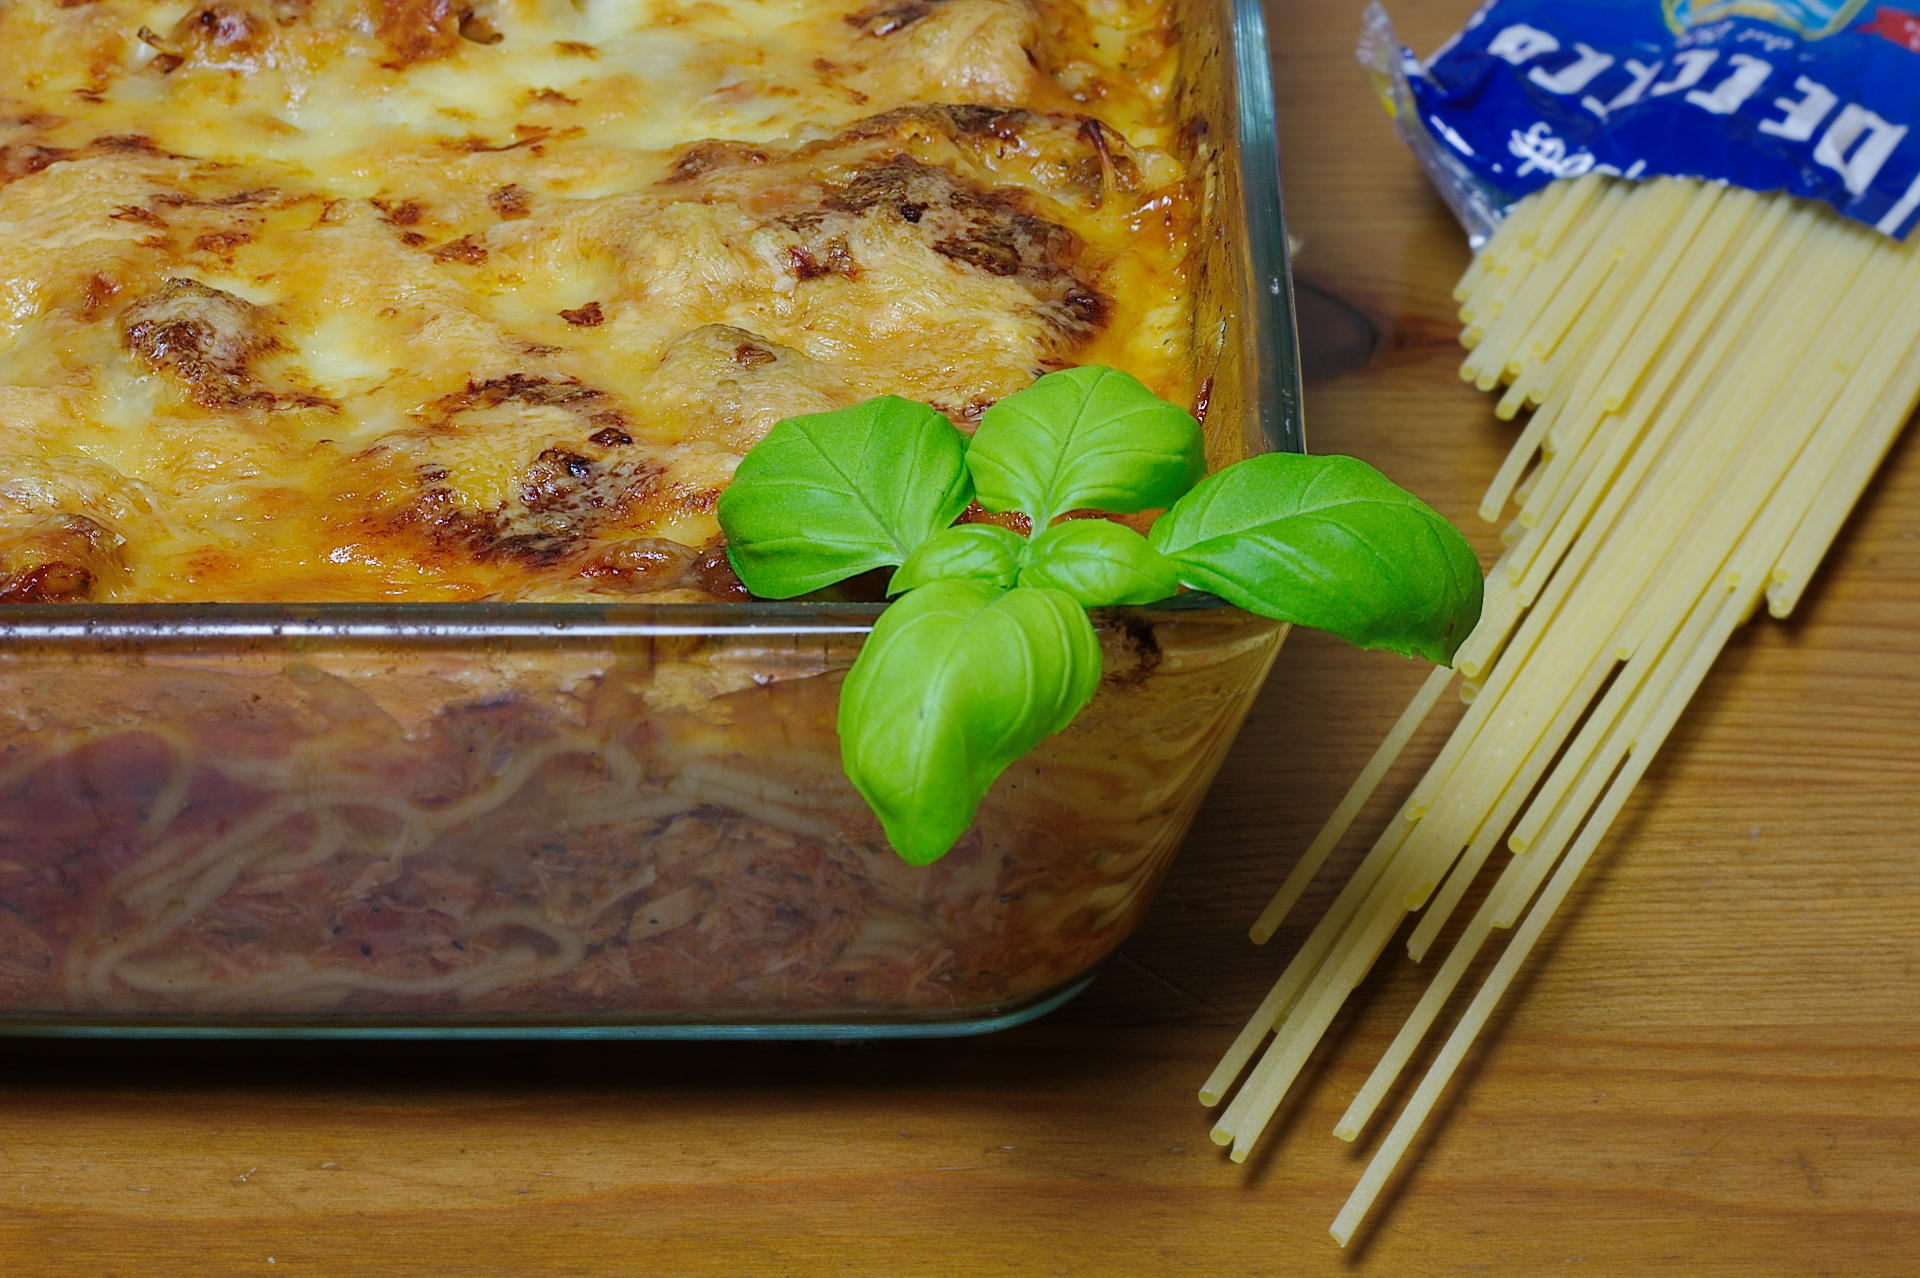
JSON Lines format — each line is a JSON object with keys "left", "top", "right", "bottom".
{"left": 0, "top": 0, "right": 1277, "bottom": 1026}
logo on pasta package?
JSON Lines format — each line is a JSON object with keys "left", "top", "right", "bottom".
{"left": 1663, "top": 0, "right": 1869, "bottom": 40}
{"left": 1365, "top": 0, "right": 1920, "bottom": 240}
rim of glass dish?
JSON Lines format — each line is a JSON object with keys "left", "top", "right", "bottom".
{"left": 1230, "top": 0, "right": 1304, "bottom": 459}
{"left": 0, "top": 976, "right": 1099, "bottom": 1041}
{"left": 0, "top": 0, "right": 1300, "bottom": 645}
{"left": 0, "top": 590, "right": 1281, "bottom": 642}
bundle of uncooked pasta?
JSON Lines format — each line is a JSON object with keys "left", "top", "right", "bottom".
{"left": 1207, "top": 0, "right": 1920, "bottom": 1244}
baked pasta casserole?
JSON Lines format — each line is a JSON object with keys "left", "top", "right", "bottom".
{"left": 0, "top": 0, "right": 1286, "bottom": 1025}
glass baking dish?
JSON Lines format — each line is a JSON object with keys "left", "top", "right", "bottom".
{"left": 0, "top": 0, "right": 1302, "bottom": 1038}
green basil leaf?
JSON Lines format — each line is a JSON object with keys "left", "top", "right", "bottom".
{"left": 838, "top": 580, "right": 1103, "bottom": 864}
{"left": 966, "top": 366, "right": 1206, "bottom": 529}
{"left": 716, "top": 396, "right": 972, "bottom": 598}
{"left": 1019, "top": 519, "right": 1180, "bottom": 607}
{"left": 888, "top": 523, "right": 1025, "bottom": 595}
{"left": 1150, "top": 452, "right": 1484, "bottom": 664}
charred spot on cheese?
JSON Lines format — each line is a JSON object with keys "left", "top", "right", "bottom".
{"left": 80, "top": 273, "right": 119, "bottom": 319}
{"left": 366, "top": 373, "right": 666, "bottom": 568}
{"left": 944, "top": 395, "right": 994, "bottom": 425}
{"left": 929, "top": 104, "right": 1030, "bottom": 140}
{"left": 372, "top": 0, "right": 488, "bottom": 69}
{"left": 373, "top": 198, "right": 427, "bottom": 227}
{"left": 0, "top": 561, "right": 94, "bottom": 603}
{"left": 817, "top": 154, "right": 1108, "bottom": 338}
{"left": 110, "top": 204, "right": 170, "bottom": 228}
{"left": 432, "top": 373, "right": 619, "bottom": 423}
{"left": 487, "top": 184, "right": 531, "bottom": 220}
{"left": 96, "top": 135, "right": 170, "bottom": 158}
{"left": 430, "top": 233, "right": 488, "bottom": 265}
{"left": 150, "top": 184, "right": 269, "bottom": 207}
{"left": 136, "top": 27, "right": 186, "bottom": 75}
{"left": 369, "top": 196, "right": 434, "bottom": 246}
{"left": 396, "top": 486, "right": 569, "bottom": 567}
{"left": 456, "top": 126, "right": 574, "bottom": 154}
{"left": 847, "top": 1, "right": 943, "bottom": 38}
{"left": 457, "top": 8, "right": 503, "bottom": 46}
{"left": 578, "top": 536, "right": 699, "bottom": 589}
{"left": 192, "top": 229, "right": 254, "bottom": 256}
{"left": 4, "top": 134, "right": 183, "bottom": 189}
{"left": 400, "top": 448, "right": 666, "bottom": 569}
{"left": 134, "top": 185, "right": 281, "bottom": 251}
{"left": 662, "top": 121, "right": 1112, "bottom": 343}
{"left": 122, "top": 279, "right": 332, "bottom": 411}
{"left": 0, "top": 513, "right": 126, "bottom": 602}
{"left": 838, "top": 105, "right": 1147, "bottom": 206}
{"left": 0, "top": 460, "right": 149, "bottom": 604}
{"left": 168, "top": 3, "right": 276, "bottom": 62}
{"left": 691, "top": 542, "right": 751, "bottom": 601}
{"left": 665, "top": 141, "right": 771, "bottom": 184}
{"left": 521, "top": 448, "right": 609, "bottom": 511}
{"left": 559, "top": 301, "right": 604, "bottom": 327}
{"left": 1, "top": 143, "right": 70, "bottom": 186}
{"left": 786, "top": 236, "right": 859, "bottom": 282}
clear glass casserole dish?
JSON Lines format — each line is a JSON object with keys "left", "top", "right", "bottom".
{"left": 0, "top": 0, "right": 1302, "bottom": 1038}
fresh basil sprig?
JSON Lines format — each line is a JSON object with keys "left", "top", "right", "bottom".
{"left": 719, "top": 366, "right": 1483, "bottom": 864}
{"left": 714, "top": 395, "right": 972, "bottom": 598}
{"left": 1147, "top": 453, "right": 1484, "bottom": 662}
{"left": 1019, "top": 519, "right": 1179, "bottom": 607}
{"left": 967, "top": 364, "right": 1207, "bottom": 528}
{"left": 889, "top": 523, "right": 1024, "bottom": 594}
{"left": 838, "top": 579, "right": 1103, "bottom": 864}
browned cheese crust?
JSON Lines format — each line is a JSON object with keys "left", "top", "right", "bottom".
{"left": 0, "top": 0, "right": 1197, "bottom": 602}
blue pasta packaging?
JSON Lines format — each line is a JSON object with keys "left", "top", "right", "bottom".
{"left": 1360, "top": 0, "right": 1920, "bottom": 243}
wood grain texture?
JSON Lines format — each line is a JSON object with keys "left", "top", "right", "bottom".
{"left": 4, "top": 2, "right": 1919, "bottom": 1272}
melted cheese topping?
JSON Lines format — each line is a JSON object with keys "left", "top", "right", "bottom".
{"left": 0, "top": 0, "right": 1195, "bottom": 602}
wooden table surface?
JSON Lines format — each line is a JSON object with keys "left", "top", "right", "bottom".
{"left": 6, "top": 2, "right": 1919, "bottom": 1273}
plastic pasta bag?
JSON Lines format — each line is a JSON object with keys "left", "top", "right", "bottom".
{"left": 1360, "top": 0, "right": 1920, "bottom": 246}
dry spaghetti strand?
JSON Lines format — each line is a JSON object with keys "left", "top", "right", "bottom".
{"left": 1203, "top": 178, "right": 1920, "bottom": 1242}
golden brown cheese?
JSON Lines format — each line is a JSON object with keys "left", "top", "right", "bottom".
{"left": 0, "top": 0, "right": 1196, "bottom": 602}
